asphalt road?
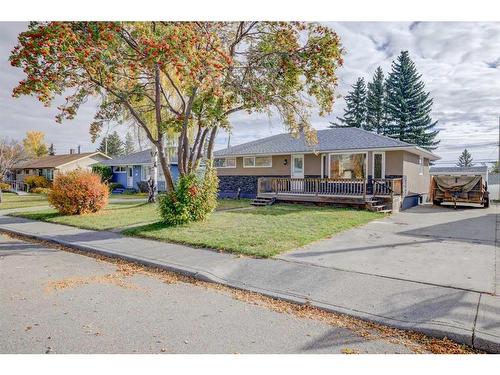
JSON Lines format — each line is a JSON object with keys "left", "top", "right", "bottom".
{"left": 0, "top": 234, "right": 418, "bottom": 354}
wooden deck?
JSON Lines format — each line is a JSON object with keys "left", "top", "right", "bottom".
{"left": 257, "top": 177, "right": 403, "bottom": 206}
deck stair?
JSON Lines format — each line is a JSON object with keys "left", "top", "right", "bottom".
{"left": 365, "top": 198, "right": 391, "bottom": 213}
{"left": 251, "top": 197, "right": 276, "bottom": 207}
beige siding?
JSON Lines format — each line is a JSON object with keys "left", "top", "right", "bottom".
{"left": 304, "top": 154, "right": 321, "bottom": 176}
{"left": 56, "top": 154, "right": 109, "bottom": 175}
{"left": 385, "top": 150, "right": 404, "bottom": 176}
{"left": 402, "top": 151, "right": 430, "bottom": 196}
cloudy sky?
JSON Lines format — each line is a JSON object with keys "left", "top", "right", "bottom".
{"left": 1, "top": 22, "right": 498, "bottom": 165}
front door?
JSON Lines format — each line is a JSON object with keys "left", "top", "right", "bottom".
{"left": 127, "top": 166, "right": 134, "bottom": 188}
{"left": 291, "top": 154, "right": 304, "bottom": 191}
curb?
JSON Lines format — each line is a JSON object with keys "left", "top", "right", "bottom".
{"left": 1, "top": 225, "right": 498, "bottom": 353}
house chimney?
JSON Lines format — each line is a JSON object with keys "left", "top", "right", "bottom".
{"left": 77, "top": 145, "right": 81, "bottom": 154}
{"left": 69, "top": 148, "right": 75, "bottom": 155}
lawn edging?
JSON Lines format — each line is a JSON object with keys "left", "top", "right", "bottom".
{"left": 0, "top": 217, "right": 497, "bottom": 353}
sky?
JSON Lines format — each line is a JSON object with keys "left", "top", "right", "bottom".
{"left": 0, "top": 22, "right": 499, "bottom": 165}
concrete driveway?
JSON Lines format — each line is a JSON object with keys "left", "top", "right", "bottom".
{"left": 279, "top": 204, "right": 498, "bottom": 294}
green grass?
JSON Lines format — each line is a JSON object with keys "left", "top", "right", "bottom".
{"left": 0, "top": 193, "right": 48, "bottom": 210}
{"left": 10, "top": 199, "right": 380, "bottom": 257}
{"left": 124, "top": 204, "right": 381, "bottom": 257}
{"left": 10, "top": 199, "right": 252, "bottom": 231}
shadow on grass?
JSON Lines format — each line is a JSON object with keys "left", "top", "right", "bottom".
{"left": 106, "top": 202, "right": 151, "bottom": 211}
{"left": 122, "top": 221, "right": 171, "bottom": 235}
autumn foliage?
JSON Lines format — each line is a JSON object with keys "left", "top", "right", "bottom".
{"left": 24, "top": 175, "right": 50, "bottom": 188}
{"left": 48, "top": 170, "right": 108, "bottom": 215}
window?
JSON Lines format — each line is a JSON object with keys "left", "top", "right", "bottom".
{"left": 214, "top": 157, "right": 236, "bottom": 168}
{"left": 243, "top": 156, "right": 272, "bottom": 168}
{"left": 373, "top": 153, "right": 384, "bottom": 179}
{"left": 113, "top": 166, "right": 126, "bottom": 173}
{"left": 419, "top": 156, "right": 423, "bottom": 175}
{"left": 141, "top": 165, "right": 152, "bottom": 180}
{"left": 40, "top": 168, "right": 54, "bottom": 181}
{"left": 329, "top": 153, "right": 366, "bottom": 179}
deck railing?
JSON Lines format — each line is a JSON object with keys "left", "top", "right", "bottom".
{"left": 258, "top": 177, "right": 403, "bottom": 198}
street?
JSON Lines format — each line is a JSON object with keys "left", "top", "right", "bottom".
{"left": 0, "top": 233, "right": 456, "bottom": 354}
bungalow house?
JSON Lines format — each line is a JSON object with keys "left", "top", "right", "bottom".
{"left": 8, "top": 150, "right": 110, "bottom": 189}
{"left": 101, "top": 149, "right": 179, "bottom": 192}
{"left": 214, "top": 127, "right": 440, "bottom": 211}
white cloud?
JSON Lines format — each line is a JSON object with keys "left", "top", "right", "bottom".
{"left": 0, "top": 22, "right": 498, "bottom": 164}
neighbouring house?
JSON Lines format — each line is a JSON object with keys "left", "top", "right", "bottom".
{"left": 8, "top": 150, "right": 110, "bottom": 190}
{"left": 100, "top": 149, "right": 179, "bottom": 192}
{"left": 488, "top": 172, "right": 499, "bottom": 201}
{"left": 214, "top": 127, "right": 440, "bottom": 211}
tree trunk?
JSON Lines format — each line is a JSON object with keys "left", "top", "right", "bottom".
{"left": 207, "top": 126, "right": 218, "bottom": 160}
{"left": 157, "top": 142, "right": 175, "bottom": 192}
{"left": 148, "top": 147, "right": 158, "bottom": 203}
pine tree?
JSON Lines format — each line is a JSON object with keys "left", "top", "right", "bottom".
{"left": 124, "top": 132, "right": 135, "bottom": 155}
{"left": 330, "top": 77, "right": 367, "bottom": 128}
{"left": 366, "top": 67, "right": 387, "bottom": 134}
{"left": 97, "top": 131, "right": 124, "bottom": 157}
{"left": 385, "top": 51, "right": 439, "bottom": 150}
{"left": 457, "top": 149, "right": 474, "bottom": 167}
{"left": 48, "top": 143, "right": 55, "bottom": 155}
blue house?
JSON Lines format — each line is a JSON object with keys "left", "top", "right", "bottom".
{"left": 101, "top": 149, "right": 179, "bottom": 192}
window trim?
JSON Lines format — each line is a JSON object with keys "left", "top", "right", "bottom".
{"left": 418, "top": 156, "right": 424, "bottom": 175}
{"left": 328, "top": 152, "right": 368, "bottom": 180}
{"left": 214, "top": 157, "right": 236, "bottom": 169}
{"left": 242, "top": 156, "right": 273, "bottom": 168}
{"left": 113, "top": 166, "right": 126, "bottom": 173}
{"left": 372, "top": 152, "right": 385, "bottom": 179}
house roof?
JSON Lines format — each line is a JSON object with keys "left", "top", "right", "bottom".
{"left": 430, "top": 166, "right": 489, "bottom": 175}
{"left": 12, "top": 152, "right": 110, "bottom": 169}
{"left": 101, "top": 149, "right": 178, "bottom": 166}
{"left": 214, "top": 127, "right": 440, "bottom": 160}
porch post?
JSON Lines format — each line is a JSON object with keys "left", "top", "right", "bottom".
{"left": 363, "top": 179, "right": 367, "bottom": 200}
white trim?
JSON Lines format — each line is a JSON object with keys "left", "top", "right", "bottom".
{"left": 328, "top": 152, "right": 368, "bottom": 179}
{"left": 372, "top": 151, "right": 385, "bottom": 179}
{"left": 126, "top": 166, "right": 134, "bottom": 188}
{"left": 214, "top": 157, "right": 236, "bottom": 169}
{"left": 291, "top": 154, "right": 305, "bottom": 178}
{"left": 418, "top": 156, "right": 424, "bottom": 175}
{"left": 242, "top": 156, "right": 273, "bottom": 168}
{"left": 113, "top": 166, "right": 127, "bottom": 173}
{"left": 55, "top": 152, "right": 111, "bottom": 169}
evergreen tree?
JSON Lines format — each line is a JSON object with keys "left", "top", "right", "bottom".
{"left": 385, "top": 51, "right": 439, "bottom": 150}
{"left": 330, "top": 77, "right": 367, "bottom": 129}
{"left": 124, "top": 132, "right": 135, "bottom": 155}
{"left": 48, "top": 143, "right": 55, "bottom": 155}
{"left": 457, "top": 149, "right": 474, "bottom": 167}
{"left": 366, "top": 67, "right": 387, "bottom": 134}
{"left": 97, "top": 131, "right": 124, "bottom": 157}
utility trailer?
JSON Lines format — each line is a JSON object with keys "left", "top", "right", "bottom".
{"left": 431, "top": 175, "right": 489, "bottom": 208}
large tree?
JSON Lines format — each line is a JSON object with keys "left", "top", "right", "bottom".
{"left": 23, "top": 131, "right": 48, "bottom": 158}
{"left": 385, "top": 51, "right": 439, "bottom": 149}
{"left": 10, "top": 22, "right": 343, "bottom": 201}
{"left": 366, "top": 67, "right": 387, "bottom": 134}
{"left": 97, "top": 131, "right": 124, "bottom": 157}
{"left": 331, "top": 77, "right": 367, "bottom": 128}
{"left": 457, "top": 149, "right": 474, "bottom": 167}
{"left": 124, "top": 131, "right": 135, "bottom": 155}
{"left": 0, "top": 137, "right": 25, "bottom": 181}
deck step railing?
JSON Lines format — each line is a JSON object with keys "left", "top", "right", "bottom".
{"left": 258, "top": 177, "right": 403, "bottom": 198}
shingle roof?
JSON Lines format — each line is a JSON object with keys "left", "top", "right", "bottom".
{"left": 214, "top": 127, "right": 421, "bottom": 157}
{"left": 101, "top": 149, "right": 178, "bottom": 166}
{"left": 430, "top": 166, "right": 489, "bottom": 175}
{"left": 13, "top": 152, "right": 109, "bottom": 169}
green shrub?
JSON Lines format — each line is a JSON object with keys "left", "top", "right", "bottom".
{"left": 0, "top": 182, "right": 10, "bottom": 191}
{"left": 157, "top": 166, "right": 219, "bottom": 226}
{"left": 92, "top": 164, "right": 113, "bottom": 183}
{"left": 25, "top": 175, "right": 50, "bottom": 188}
{"left": 31, "top": 187, "right": 51, "bottom": 195}
{"left": 48, "top": 170, "right": 109, "bottom": 215}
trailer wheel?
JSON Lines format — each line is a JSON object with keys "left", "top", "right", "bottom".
{"left": 483, "top": 199, "right": 489, "bottom": 208}
{"left": 433, "top": 200, "right": 441, "bottom": 206}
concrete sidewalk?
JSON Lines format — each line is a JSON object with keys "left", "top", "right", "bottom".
{"left": 0, "top": 214, "right": 498, "bottom": 353}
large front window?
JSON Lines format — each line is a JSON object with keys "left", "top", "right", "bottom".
{"left": 329, "top": 153, "right": 366, "bottom": 179}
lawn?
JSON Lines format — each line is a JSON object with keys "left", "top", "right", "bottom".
{"left": 0, "top": 193, "right": 48, "bottom": 210}
{"left": 10, "top": 199, "right": 381, "bottom": 257}
{"left": 124, "top": 204, "right": 381, "bottom": 257}
{"left": 11, "top": 199, "right": 252, "bottom": 231}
